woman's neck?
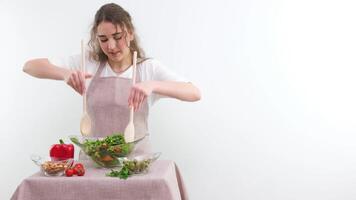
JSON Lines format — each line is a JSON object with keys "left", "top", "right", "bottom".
{"left": 108, "top": 54, "right": 132, "bottom": 74}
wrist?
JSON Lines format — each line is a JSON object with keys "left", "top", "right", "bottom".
{"left": 62, "top": 69, "right": 71, "bottom": 82}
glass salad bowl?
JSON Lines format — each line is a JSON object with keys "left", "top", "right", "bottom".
{"left": 31, "top": 154, "right": 73, "bottom": 176}
{"left": 106, "top": 152, "right": 161, "bottom": 179}
{"left": 69, "top": 134, "right": 146, "bottom": 168}
{"left": 120, "top": 152, "right": 161, "bottom": 174}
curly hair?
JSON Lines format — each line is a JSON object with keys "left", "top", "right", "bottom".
{"left": 88, "top": 3, "right": 145, "bottom": 63}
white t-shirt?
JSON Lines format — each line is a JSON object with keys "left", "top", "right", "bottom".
{"left": 49, "top": 51, "right": 186, "bottom": 106}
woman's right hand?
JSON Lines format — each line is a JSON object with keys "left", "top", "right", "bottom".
{"left": 64, "top": 70, "right": 92, "bottom": 95}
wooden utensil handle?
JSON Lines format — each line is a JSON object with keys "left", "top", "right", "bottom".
{"left": 129, "top": 107, "right": 134, "bottom": 122}
{"left": 132, "top": 51, "right": 137, "bottom": 85}
{"left": 129, "top": 51, "right": 137, "bottom": 121}
{"left": 81, "top": 39, "right": 86, "bottom": 113}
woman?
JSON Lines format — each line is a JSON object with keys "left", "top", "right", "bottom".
{"left": 23, "top": 3, "right": 201, "bottom": 155}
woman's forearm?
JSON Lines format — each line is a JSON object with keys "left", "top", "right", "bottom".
{"left": 152, "top": 81, "right": 201, "bottom": 102}
{"left": 23, "top": 58, "right": 70, "bottom": 80}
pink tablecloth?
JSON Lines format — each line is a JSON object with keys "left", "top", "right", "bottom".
{"left": 11, "top": 160, "right": 188, "bottom": 200}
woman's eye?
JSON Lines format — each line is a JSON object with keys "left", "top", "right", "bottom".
{"left": 114, "top": 36, "right": 122, "bottom": 40}
{"left": 100, "top": 39, "right": 108, "bottom": 43}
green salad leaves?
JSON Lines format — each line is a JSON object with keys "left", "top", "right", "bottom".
{"left": 106, "top": 165, "right": 131, "bottom": 179}
{"left": 83, "top": 134, "right": 131, "bottom": 157}
{"left": 70, "top": 134, "right": 133, "bottom": 168}
{"left": 106, "top": 159, "right": 151, "bottom": 179}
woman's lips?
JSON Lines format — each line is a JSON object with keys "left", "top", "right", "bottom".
{"left": 109, "top": 51, "right": 120, "bottom": 56}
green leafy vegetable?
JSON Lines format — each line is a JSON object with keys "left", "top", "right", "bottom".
{"left": 106, "top": 159, "right": 151, "bottom": 179}
{"left": 70, "top": 134, "right": 132, "bottom": 167}
{"left": 106, "top": 166, "right": 131, "bottom": 179}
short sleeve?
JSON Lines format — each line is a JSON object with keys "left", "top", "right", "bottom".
{"left": 139, "top": 59, "right": 188, "bottom": 106}
{"left": 48, "top": 51, "right": 98, "bottom": 76}
{"left": 150, "top": 59, "right": 187, "bottom": 82}
{"left": 48, "top": 55, "right": 81, "bottom": 70}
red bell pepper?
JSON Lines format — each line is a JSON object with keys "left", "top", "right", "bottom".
{"left": 50, "top": 139, "right": 74, "bottom": 161}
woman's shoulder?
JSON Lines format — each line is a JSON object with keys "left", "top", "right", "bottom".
{"left": 137, "top": 58, "right": 162, "bottom": 81}
{"left": 137, "top": 57, "right": 184, "bottom": 82}
{"left": 138, "top": 58, "right": 168, "bottom": 74}
{"left": 138, "top": 57, "right": 162, "bottom": 67}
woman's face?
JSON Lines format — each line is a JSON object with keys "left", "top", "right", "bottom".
{"left": 96, "top": 21, "right": 133, "bottom": 63}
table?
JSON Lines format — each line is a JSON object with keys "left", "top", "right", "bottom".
{"left": 11, "top": 160, "right": 188, "bottom": 200}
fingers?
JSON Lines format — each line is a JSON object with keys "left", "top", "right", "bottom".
{"left": 66, "top": 70, "right": 90, "bottom": 95}
{"left": 74, "top": 71, "right": 84, "bottom": 94}
{"left": 85, "top": 73, "right": 93, "bottom": 79}
{"left": 133, "top": 89, "right": 140, "bottom": 111}
{"left": 136, "top": 93, "right": 146, "bottom": 112}
{"left": 67, "top": 74, "right": 80, "bottom": 94}
{"left": 128, "top": 88, "right": 134, "bottom": 108}
{"left": 76, "top": 71, "right": 84, "bottom": 94}
{"left": 128, "top": 87, "right": 147, "bottom": 111}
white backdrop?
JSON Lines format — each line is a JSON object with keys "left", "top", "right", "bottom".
{"left": 2, "top": 0, "right": 356, "bottom": 199}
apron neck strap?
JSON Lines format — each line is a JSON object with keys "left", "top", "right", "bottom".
{"left": 93, "top": 61, "right": 106, "bottom": 79}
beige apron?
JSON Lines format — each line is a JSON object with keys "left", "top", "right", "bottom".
{"left": 85, "top": 61, "right": 151, "bottom": 156}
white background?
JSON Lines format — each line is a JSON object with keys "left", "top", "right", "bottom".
{"left": 2, "top": 0, "right": 356, "bottom": 199}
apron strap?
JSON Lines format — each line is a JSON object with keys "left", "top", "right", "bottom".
{"left": 93, "top": 62, "right": 106, "bottom": 80}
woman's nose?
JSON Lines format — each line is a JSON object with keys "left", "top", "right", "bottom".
{"left": 108, "top": 38, "right": 116, "bottom": 50}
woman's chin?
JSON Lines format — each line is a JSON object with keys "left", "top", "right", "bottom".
{"left": 108, "top": 55, "right": 123, "bottom": 62}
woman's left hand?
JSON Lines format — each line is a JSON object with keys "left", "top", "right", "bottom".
{"left": 128, "top": 81, "right": 155, "bottom": 111}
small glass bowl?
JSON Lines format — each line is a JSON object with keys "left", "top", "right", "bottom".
{"left": 119, "top": 152, "right": 161, "bottom": 174}
{"left": 31, "top": 154, "right": 73, "bottom": 176}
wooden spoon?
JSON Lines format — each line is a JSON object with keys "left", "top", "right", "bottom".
{"left": 124, "top": 51, "right": 137, "bottom": 142}
{"left": 79, "top": 39, "right": 92, "bottom": 136}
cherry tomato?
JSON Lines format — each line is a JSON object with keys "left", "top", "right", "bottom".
{"left": 73, "top": 163, "right": 85, "bottom": 176}
{"left": 65, "top": 169, "right": 74, "bottom": 177}
{"left": 72, "top": 167, "right": 78, "bottom": 175}
{"left": 74, "top": 163, "right": 84, "bottom": 169}
{"left": 75, "top": 167, "right": 85, "bottom": 176}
